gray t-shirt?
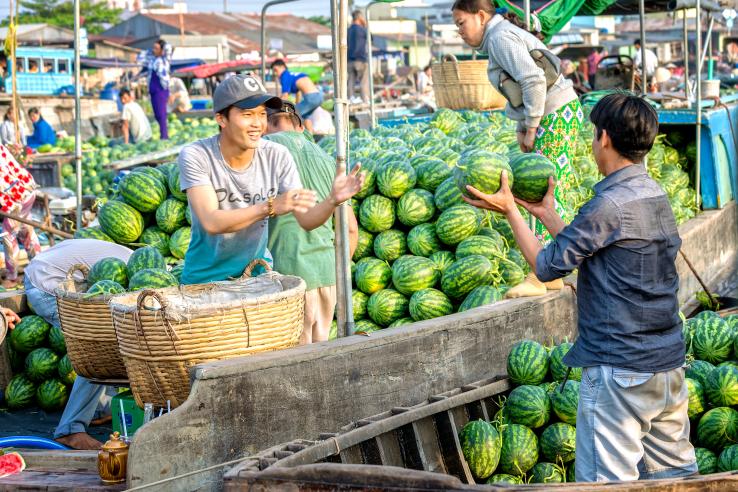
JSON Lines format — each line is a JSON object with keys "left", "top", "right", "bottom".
{"left": 25, "top": 239, "right": 133, "bottom": 295}
{"left": 178, "top": 135, "right": 302, "bottom": 284}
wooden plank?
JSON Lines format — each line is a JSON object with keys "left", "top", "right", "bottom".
{"left": 373, "top": 432, "right": 404, "bottom": 468}
{"left": 358, "top": 439, "right": 382, "bottom": 465}
{"left": 395, "top": 424, "right": 424, "bottom": 471}
{"left": 411, "top": 417, "right": 446, "bottom": 475}
{"left": 434, "top": 410, "right": 475, "bottom": 485}
{"left": 0, "top": 468, "right": 126, "bottom": 491}
{"left": 339, "top": 445, "right": 363, "bottom": 465}
{"left": 18, "top": 450, "right": 98, "bottom": 472}
{"left": 449, "top": 404, "right": 470, "bottom": 430}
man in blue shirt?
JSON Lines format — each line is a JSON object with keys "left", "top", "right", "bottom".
{"left": 463, "top": 93, "right": 696, "bottom": 482}
{"left": 270, "top": 60, "right": 324, "bottom": 128}
{"left": 347, "top": 10, "right": 370, "bottom": 103}
{"left": 26, "top": 107, "right": 57, "bottom": 149}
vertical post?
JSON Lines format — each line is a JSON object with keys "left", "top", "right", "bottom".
{"left": 367, "top": 2, "right": 377, "bottom": 128}
{"left": 74, "top": 0, "right": 83, "bottom": 230}
{"left": 523, "top": 0, "right": 531, "bottom": 30}
{"left": 332, "top": 0, "right": 354, "bottom": 337}
{"left": 8, "top": 0, "right": 19, "bottom": 146}
{"left": 706, "top": 13, "right": 713, "bottom": 79}
{"left": 223, "top": 0, "right": 227, "bottom": 13}
{"left": 695, "top": 0, "right": 702, "bottom": 210}
{"left": 639, "top": 0, "right": 647, "bottom": 95}
{"left": 261, "top": 1, "right": 297, "bottom": 91}
{"left": 683, "top": 8, "right": 689, "bottom": 100}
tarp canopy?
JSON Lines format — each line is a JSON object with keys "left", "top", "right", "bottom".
{"left": 174, "top": 59, "right": 270, "bottom": 78}
{"left": 80, "top": 57, "right": 139, "bottom": 69}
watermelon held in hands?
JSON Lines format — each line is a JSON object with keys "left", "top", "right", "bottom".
{"left": 169, "top": 227, "right": 191, "bottom": 260}
{"left": 88, "top": 257, "right": 129, "bottom": 288}
{"left": 128, "top": 268, "right": 179, "bottom": 291}
{"left": 498, "top": 423, "right": 538, "bottom": 476}
{"left": 0, "top": 451, "right": 26, "bottom": 478}
{"left": 25, "top": 348, "right": 60, "bottom": 382}
{"left": 509, "top": 153, "right": 556, "bottom": 203}
{"left": 507, "top": 340, "right": 549, "bottom": 385}
{"left": 36, "top": 379, "right": 69, "bottom": 412}
{"left": 540, "top": 422, "right": 577, "bottom": 464}
{"left": 127, "top": 246, "right": 167, "bottom": 278}
{"left": 10, "top": 315, "right": 51, "bottom": 354}
{"left": 458, "top": 419, "right": 502, "bottom": 480}
{"left": 156, "top": 198, "right": 188, "bottom": 234}
{"left": 408, "top": 288, "right": 453, "bottom": 321}
{"left": 4, "top": 374, "right": 37, "bottom": 409}
{"left": 453, "top": 149, "right": 513, "bottom": 197}
{"left": 366, "top": 289, "right": 409, "bottom": 327}
{"left": 98, "top": 200, "right": 145, "bottom": 244}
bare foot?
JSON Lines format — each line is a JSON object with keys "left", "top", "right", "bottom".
{"left": 55, "top": 432, "right": 103, "bottom": 450}
{"left": 90, "top": 415, "right": 112, "bottom": 426}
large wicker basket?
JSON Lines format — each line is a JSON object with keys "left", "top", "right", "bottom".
{"left": 109, "top": 260, "right": 306, "bottom": 408}
{"left": 55, "top": 264, "right": 128, "bottom": 380}
{"left": 431, "top": 54, "right": 507, "bottom": 111}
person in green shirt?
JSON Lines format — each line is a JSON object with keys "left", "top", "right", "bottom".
{"left": 265, "top": 101, "right": 359, "bottom": 344}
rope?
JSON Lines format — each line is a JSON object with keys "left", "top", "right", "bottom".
{"left": 124, "top": 456, "right": 250, "bottom": 491}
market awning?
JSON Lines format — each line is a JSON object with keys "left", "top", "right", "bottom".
{"left": 174, "top": 59, "right": 263, "bottom": 79}
{"left": 80, "top": 57, "right": 139, "bottom": 69}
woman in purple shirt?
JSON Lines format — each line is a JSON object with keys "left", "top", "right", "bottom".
{"left": 143, "top": 39, "right": 171, "bottom": 140}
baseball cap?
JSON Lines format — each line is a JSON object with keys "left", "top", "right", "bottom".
{"left": 212, "top": 74, "right": 282, "bottom": 114}
{"left": 267, "top": 100, "right": 304, "bottom": 126}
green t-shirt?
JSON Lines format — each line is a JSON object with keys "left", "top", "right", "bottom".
{"left": 265, "top": 131, "right": 336, "bottom": 290}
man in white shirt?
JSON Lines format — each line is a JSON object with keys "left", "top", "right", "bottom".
{"left": 634, "top": 39, "right": 658, "bottom": 78}
{"left": 168, "top": 77, "right": 192, "bottom": 113}
{"left": 120, "top": 88, "right": 152, "bottom": 144}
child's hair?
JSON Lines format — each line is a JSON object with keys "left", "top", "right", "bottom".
{"left": 450, "top": 0, "right": 543, "bottom": 40}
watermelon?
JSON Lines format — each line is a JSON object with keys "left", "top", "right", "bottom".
{"left": 509, "top": 153, "right": 556, "bottom": 202}
{"left": 36, "top": 379, "right": 69, "bottom": 411}
{"left": 373, "top": 229, "right": 407, "bottom": 263}
{"left": 456, "top": 235, "right": 505, "bottom": 262}
{"left": 726, "top": 314, "right": 738, "bottom": 331}
{"left": 415, "top": 157, "right": 452, "bottom": 192}
{"left": 458, "top": 420, "right": 501, "bottom": 480}
{"left": 7, "top": 345, "right": 23, "bottom": 373}
{"left": 352, "top": 289, "right": 369, "bottom": 320}
{"left": 128, "top": 268, "right": 178, "bottom": 291}
{"left": 458, "top": 285, "right": 503, "bottom": 312}
{"left": 139, "top": 226, "right": 171, "bottom": 257}
{"left": 486, "top": 474, "right": 523, "bottom": 484}
{"left": 540, "top": 423, "right": 576, "bottom": 464}
{"left": 548, "top": 342, "right": 582, "bottom": 382}
{"left": 185, "top": 204, "right": 192, "bottom": 225}
{"left": 74, "top": 226, "right": 114, "bottom": 242}
{"left": 0, "top": 451, "right": 26, "bottom": 478}
{"left": 430, "top": 109, "right": 465, "bottom": 135}
{"left": 10, "top": 315, "right": 51, "bottom": 353}
{"left": 397, "top": 189, "right": 435, "bottom": 226}
{"left": 355, "top": 258, "right": 392, "bottom": 295}
{"left": 693, "top": 317, "right": 733, "bottom": 364}
{"left": 169, "top": 227, "right": 191, "bottom": 259}
{"left": 687, "top": 360, "right": 716, "bottom": 389}
{"left": 354, "top": 161, "right": 377, "bottom": 199}
{"left": 354, "top": 319, "right": 382, "bottom": 334}
{"left": 25, "top": 348, "right": 60, "bottom": 382}
{"left": 359, "top": 195, "right": 395, "bottom": 233}
{"left": 407, "top": 224, "right": 442, "bottom": 257}
{"left": 408, "top": 288, "right": 453, "bottom": 321}
{"left": 567, "top": 461, "right": 576, "bottom": 482}
{"left": 170, "top": 262, "right": 185, "bottom": 283}
{"left": 434, "top": 176, "right": 464, "bottom": 211}
{"left": 697, "top": 407, "right": 738, "bottom": 451}
{"left": 500, "top": 258, "right": 525, "bottom": 287}
{"left": 498, "top": 423, "right": 538, "bottom": 476}
{"left": 132, "top": 166, "right": 167, "bottom": 189}
{"left": 353, "top": 228, "right": 374, "bottom": 261}
{"left": 551, "top": 380, "right": 580, "bottom": 425}
{"left": 127, "top": 246, "right": 167, "bottom": 278}
{"left": 86, "top": 280, "right": 126, "bottom": 297}
{"left": 705, "top": 365, "right": 738, "bottom": 407}
{"left": 4, "top": 374, "right": 36, "bottom": 409}
{"left": 530, "top": 462, "right": 565, "bottom": 483}
{"left": 441, "top": 255, "right": 492, "bottom": 300}
{"left": 695, "top": 447, "right": 718, "bottom": 474}
{"left": 157, "top": 162, "right": 177, "bottom": 179}
{"left": 718, "top": 444, "right": 738, "bottom": 473}
{"left": 167, "top": 165, "right": 187, "bottom": 201}
{"left": 428, "top": 250, "right": 455, "bottom": 275}
{"left": 88, "top": 257, "right": 128, "bottom": 288}
{"left": 391, "top": 256, "right": 440, "bottom": 296}
{"left": 490, "top": 213, "right": 515, "bottom": 244}
{"left": 453, "top": 149, "right": 512, "bottom": 197}
{"left": 388, "top": 317, "right": 413, "bottom": 327}
{"left": 695, "top": 311, "right": 720, "bottom": 322}
{"left": 57, "top": 354, "right": 77, "bottom": 386}
{"left": 376, "top": 161, "right": 416, "bottom": 198}
{"left": 119, "top": 168, "right": 167, "bottom": 212}
{"left": 47, "top": 325, "right": 66, "bottom": 355}
{"left": 507, "top": 249, "right": 528, "bottom": 273}
{"left": 156, "top": 198, "right": 187, "bottom": 234}
{"left": 98, "top": 200, "right": 145, "bottom": 244}
{"left": 366, "top": 289, "right": 409, "bottom": 327}
{"left": 504, "top": 385, "right": 551, "bottom": 429}
{"left": 507, "top": 340, "right": 549, "bottom": 385}
{"left": 435, "top": 205, "right": 481, "bottom": 246}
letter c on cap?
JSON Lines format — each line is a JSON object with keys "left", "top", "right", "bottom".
{"left": 244, "top": 77, "right": 264, "bottom": 92}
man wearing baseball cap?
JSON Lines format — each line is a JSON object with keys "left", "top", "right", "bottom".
{"left": 177, "top": 75, "right": 364, "bottom": 284}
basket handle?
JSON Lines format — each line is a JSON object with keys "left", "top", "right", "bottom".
{"left": 66, "top": 263, "right": 90, "bottom": 282}
{"left": 441, "top": 54, "right": 462, "bottom": 82}
{"left": 240, "top": 259, "right": 272, "bottom": 279}
{"left": 136, "top": 289, "right": 169, "bottom": 313}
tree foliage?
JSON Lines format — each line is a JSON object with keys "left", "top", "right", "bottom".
{"left": 2, "top": 0, "right": 123, "bottom": 35}
{"left": 307, "top": 16, "right": 331, "bottom": 27}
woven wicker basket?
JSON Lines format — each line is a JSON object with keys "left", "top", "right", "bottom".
{"left": 109, "top": 260, "right": 306, "bottom": 408}
{"left": 431, "top": 54, "right": 507, "bottom": 111}
{"left": 55, "top": 264, "right": 128, "bottom": 380}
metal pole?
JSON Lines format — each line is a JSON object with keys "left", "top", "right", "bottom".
{"left": 706, "top": 13, "right": 713, "bottom": 79}
{"left": 683, "top": 8, "right": 690, "bottom": 99}
{"left": 695, "top": 0, "right": 702, "bottom": 210}
{"left": 260, "top": 0, "right": 297, "bottom": 88}
{"left": 74, "top": 0, "right": 83, "bottom": 230}
{"left": 223, "top": 0, "right": 227, "bottom": 13}
{"left": 639, "top": 0, "right": 647, "bottom": 95}
{"left": 331, "top": 0, "right": 354, "bottom": 337}
{"left": 523, "top": 0, "right": 531, "bottom": 30}
{"left": 367, "top": 2, "right": 377, "bottom": 128}
{"left": 697, "top": 15, "right": 715, "bottom": 76}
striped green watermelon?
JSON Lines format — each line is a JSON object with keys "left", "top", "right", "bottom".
{"left": 435, "top": 205, "right": 481, "bottom": 246}
{"left": 510, "top": 153, "right": 556, "bottom": 202}
{"left": 359, "top": 195, "right": 395, "bottom": 233}
{"left": 530, "top": 462, "right": 565, "bottom": 483}
{"left": 376, "top": 161, "right": 416, "bottom": 199}
{"left": 86, "top": 280, "right": 125, "bottom": 297}
{"left": 458, "top": 420, "right": 501, "bottom": 480}
{"left": 133, "top": 166, "right": 167, "bottom": 189}
{"left": 353, "top": 289, "right": 369, "bottom": 320}
{"left": 695, "top": 447, "right": 718, "bottom": 474}
{"left": 57, "top": 354, "right": 77, "bottom": 386}
{"left": 407, "top": 224, "right": 442, "bottom": 257}
{"left": 354, "top": 319, "right": 382, "bottom": 334}
{"left": 127, "top": 246, "right": 167, "bottom": 278}
{"left": 167, "top": 166, "right": 188, "bottom": 202}
{"left": 409, "top": 288, "right": 453, "bottom": 321}
{"left": 687, "top": 360, "right": 716, "bottom": 389}
{"left": 507, "top": 340, "right": 549, "bottom": 385}
{"left": 185, "top": 204, "right": 192, "bottom": 225}
{"left": 498, "top": 423, "right": 538, "bottom": 476}
{"left": 4, "top": 374, "right": 37, "bottom": 409}
{"left": 705, "top": 365, "right": 738, "bottom": 407}
{"left": 119, "top": 168, "right": 167, "bottom": 212}
{"left": 366, "top": 289, "right": 409, "bottom": 327}
{"left": 465, "top": 133, "right": 508, "bottom": 155}
{"left": 392, "top": 256, "right": 440, "bottom": 296}
{"left": 353, "top": 228, "right": 374, "bottom": 261}
{"left": 434, "top": 177, "right": 464, "bottom": 211}
{"left": 428, "top": 250, "right": 455, "bottom": 275}
{"left": 88, "top": 257, "right": 128, "bottom": 288}
{"left": 458, "top": 285, "right": 503, "bottom": 312}
{"left": 415, "top": 157, "right": 452, "bottom": 192}
{"left": 727, "top": 314, "right": 738, "bottom": 331}
{"left": 7, "top": 345, "right": 23, "bottom": 372}
{"left": 354, "top": 161, "right": 377, "bottom": 199}
{"left": 441, "top": 255, "right": 492, "bottom": 300}
{"left": 373, "top": 229, "right": 407, "bottom": 262}
{"left": 453, "top": 149, "right": 513, "bottom": 197}
{"left": 719, "top": 444, "right": 738, "bottom": 472}
{"left": 456, "top": 235, "right": 505, "bottom": 262}
{"left": 99, "top": 200, "right": 145, "bottom": 244}
{"left": 388, "top": 317, "right": 414, "bottom": 327}
{"left": 355, "top": 258, "right": 392, "bottom": 295}
{"left": 720, "top": 361, "right": 738, "bottom": 371}
{"left": 430, "top": 109, "right": 465, "bottom": 135}
{"left": 504, "top": 385, "right": 551, "bottom": 429}
{"left": 169, "top": 227, "right": 191, "bottom": 259}
{"left": 551, "top": 380, "right": 580, "bottom": 425}
{"left": 74, "top": 226, "right": 114, "bottom": 242}
{"left": 697, "top": 407, "right": 738, "bottom": 451}
{"left": 36, "top": 379, "right": 69, "bottom": 411}
{"left": 397, "top": 189, "right": 435, "bottom": 226}
{"left": 486, "top": 474, "right": 523, "bottom": 484}
{"left": 540, "top": 423, "right": 576, "bottom": 464}
{"left": 169, "top": 262, "right": 185, "bottom": 283}
{"left": 507, "top": 249, "right": 529, "bottom": 275}
{"left": 500, "top": 258, "right": 525, "bottom": 287}
{"left": 139, "top": 226, "right": 171, "bottom": 257}
{"left": 157, "top": 162, "right": 177, "bottom": 180}
{"left": 10, "top": 315, "right": 51, "bottom": 354}
{"left": 695, "top": 311, "right": 720, "bottom": 322}
{"left": 47, "top": 325, "right": 66, "bottom": 355}
{"left": 693, "top": 317, "right": 733, "bottom": 364}
{"left": 128, "top": 268, "right": 178, "bottom": 291}
{"left": 567, "top": 460, "right": 576, "bottom": 482}
{"left": 25, "top": 348, "right": 60, "bottom": 382}
{"left": 490, "top": 215, "right": 515, "bottom": 246}
{"left": 548, "top": 342, "right": 583, "bottom": 382}
{"left": 156, "top": 198, "right": 187, "bottom": 234}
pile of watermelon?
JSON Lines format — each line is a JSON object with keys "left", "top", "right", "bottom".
{"left": 3, "top": 315, "right": 76, "bottom": 412}
{"left": 84, "top": 245, "right": 179, "bottom": 296}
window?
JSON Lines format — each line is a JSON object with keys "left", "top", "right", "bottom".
{"left": 57, "top": 59, "right": 69, "bottom": 73}
{"left": 27, "top": 58, "right": 41, "bottom": 73}
{"left": 15, "top": 57, "right": 25, "bottom": 72}
{"left": 43, "top": 59, "right": 54, "bottom": 73}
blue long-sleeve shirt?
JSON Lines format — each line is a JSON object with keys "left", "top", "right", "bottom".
{"left": 27, "top": 118, "right": 56, "bottom": 149}
{"left": 348, "top": 24, "right": 368, "bottom": 62}
{"left": 536, "top": 164, "right": 685, "bottom": 373}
